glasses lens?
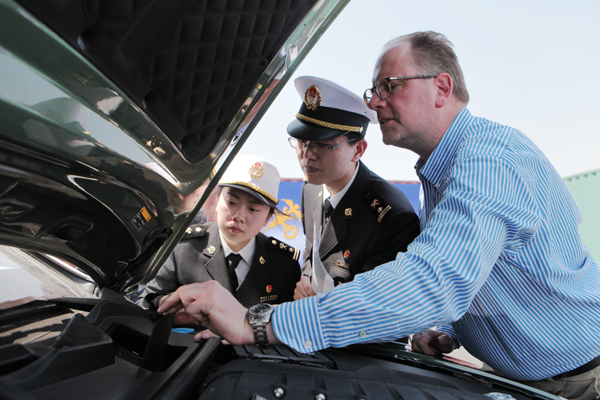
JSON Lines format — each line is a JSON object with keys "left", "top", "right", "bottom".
{"left": 289, "top": 138, "right": 300, "bottom": 150}
{"left": 375, "top": 78, "right": 391, "bottom": 100}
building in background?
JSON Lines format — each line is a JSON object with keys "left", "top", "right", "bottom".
{"left": 563, "top": 168, "right": 600, "bottom": 261}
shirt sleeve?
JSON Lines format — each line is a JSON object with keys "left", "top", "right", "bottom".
{"left": 273, "top": 153, "right": 540, "bottom": 353}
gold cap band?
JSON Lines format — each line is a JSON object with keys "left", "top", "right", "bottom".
{"left": 218, "top": 180, "right": 278, "bottom": 205}
{"left": 295, "top": 113, "right": 364, "bottom": 133}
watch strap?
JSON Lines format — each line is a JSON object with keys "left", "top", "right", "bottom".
{"left": 252, "top": 322, "right": 269, "bottom": 348}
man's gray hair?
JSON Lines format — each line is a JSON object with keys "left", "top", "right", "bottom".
{"left": 384, "top": 31, "right": 469, "bottom": 104}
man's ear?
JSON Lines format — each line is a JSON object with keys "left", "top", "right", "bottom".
{"left": 435, "top": 73, "right": 453, "bottom": 108}
{"left": 351, "top": 139, "right": 368, "bottom": 162}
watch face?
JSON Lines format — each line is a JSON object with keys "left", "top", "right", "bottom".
{"left": 250, "top": 303, "right": 271, "bottom": 315}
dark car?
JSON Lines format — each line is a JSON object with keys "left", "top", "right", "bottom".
{"left": 0, "top": 1, "right": 559, "bottom": 399}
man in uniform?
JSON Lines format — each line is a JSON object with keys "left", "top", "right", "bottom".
{"left": 287, "top": 76, "right": 420, "bottom": 299}
{"left": 137, "top": 155, "right": 301, "bottom": 310}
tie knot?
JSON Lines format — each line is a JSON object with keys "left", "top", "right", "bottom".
{"left": 227, "top": 253, "right": 243, "bottom": 268}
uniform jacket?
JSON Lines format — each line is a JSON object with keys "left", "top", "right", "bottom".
{"left": 137, "top": 222, "right": 301, "bottom": 309}
{"left": 301, "top": 161, "right": 420, "bottom": 284}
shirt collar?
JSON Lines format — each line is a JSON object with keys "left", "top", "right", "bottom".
{"left": 415, "top": 107, "right": 473, "bottom": 187}
{"left": 325, "top": 161, "right": 360, "bottom": 208}
{"left": 219, "top": 232, "right": 256, "bottom": 264}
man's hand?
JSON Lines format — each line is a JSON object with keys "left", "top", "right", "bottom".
{"left": 411, "top": 330, "right": 457, "bottom": 356}
{"left": 157, "top": 281, "right": 252, "bottom": 345}
{"left": 294, "top": 276, "right": 316, "bottom": 300}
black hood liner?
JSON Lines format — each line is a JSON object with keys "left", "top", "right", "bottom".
{"left": 17, "top": 0, "right": 313, "bottom": 163}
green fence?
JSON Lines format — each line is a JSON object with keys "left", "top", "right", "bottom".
{"left": 564, "top": 169, "right": 600, "bottom": 262}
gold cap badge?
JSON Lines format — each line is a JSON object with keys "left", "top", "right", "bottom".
{"left": 304, "top": 85, "right": 322, "bottom": 111}
{"left": 249, "top": 161, "right": 265, "bottom": 179}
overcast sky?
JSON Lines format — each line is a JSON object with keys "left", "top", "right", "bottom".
{"left": 243, "top": 0, "right": 600, "bottom": 181}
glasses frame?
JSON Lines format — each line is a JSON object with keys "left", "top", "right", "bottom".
{"left": 288, "top": 135, "right": 358, "bottom": 155}
{"left": 363, "top": 75, "right": 438, "bottom": 105}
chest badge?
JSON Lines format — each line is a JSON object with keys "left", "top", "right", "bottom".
{"left": 344, "top": 250, "right": 350, "bottom": 259}
{"left": 207, "top": 246, "right": 216, "bottom": 255}
{"left": 266, "top": 285, "right": 273, "bottom": 293}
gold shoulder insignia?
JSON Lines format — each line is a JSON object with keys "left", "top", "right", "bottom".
{"left": 182, "top": 224, "right": 208, "bottom": 239}
{"left": 365, "top": 190, "right": 393, "bottom": 223}
{"left": 267, "top": 236, "right": 300, "bottom": 261}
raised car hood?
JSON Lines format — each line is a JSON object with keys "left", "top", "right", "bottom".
{"left": 0, "top": 0, "right": 349, "bottom": 292}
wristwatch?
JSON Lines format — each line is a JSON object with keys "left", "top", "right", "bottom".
{"left": 246, "top": 303, "right": 275, "bottom": 348}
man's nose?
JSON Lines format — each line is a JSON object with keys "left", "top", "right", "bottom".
{"left": 367, "top": 93, "right": 386, "bottom": 110}
{"left": 233, "top": 208, "right": 245, "bottom": 222}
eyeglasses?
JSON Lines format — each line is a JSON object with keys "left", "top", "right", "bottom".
{"left": 288, "top": 136, "right": 358, "bottom": 156}
{"left": 363, "top": 75, "right": 438, "bottom": 105}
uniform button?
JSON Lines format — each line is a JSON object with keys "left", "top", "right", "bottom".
{"left": 305, "top": 340, "right": 313, "bottom": 348}
{"left": 359, "top": 331, "right": 367, "bottom": 337}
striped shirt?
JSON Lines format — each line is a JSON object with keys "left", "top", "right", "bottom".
{"left": 273, "top": 108, "right": 600, "bottom": 381}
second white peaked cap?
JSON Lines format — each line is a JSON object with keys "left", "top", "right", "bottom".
{"left": 287, "top": 76, "right": 377, "bottom": 141}
{"left": 218, "top": 155, "right": 280, "bottom": 208}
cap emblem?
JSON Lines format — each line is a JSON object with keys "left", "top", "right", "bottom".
{"left": 304, "top": 85, "right": 322, "bottom": 111}
{"left": 248, "top": 162, "right": 265, "bottom": 179}
{"left": 344, "top": 250, "right": 350, "bottom": 259}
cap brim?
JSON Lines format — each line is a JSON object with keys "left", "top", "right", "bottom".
{"left": 287, "top": 119, "right": 354, "bottom": 141}
{"left": 218, "top": 183, "right": 278, "bottom": 209}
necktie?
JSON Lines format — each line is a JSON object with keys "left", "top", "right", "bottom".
{"left": 323, "top": 198, "right": 334, "bottom": 225}
{"left": 226, "top": 253, "right": 242, "bottom": 288}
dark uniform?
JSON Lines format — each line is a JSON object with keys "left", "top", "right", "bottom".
{"left": 137, "top": 222, "right": 301, "bottom": 309}
{"left": 301, "top": 161, "right": 420, "bottom": 284}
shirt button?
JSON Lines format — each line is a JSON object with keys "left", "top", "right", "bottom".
{"left": 305, "top": 340, "right": 312, "bottom": 348}
{"left": 435, "top": 183, "right": 440, "bottom": 188}
{"left": 359, "top": 331, "right": 367, "bottom": 337}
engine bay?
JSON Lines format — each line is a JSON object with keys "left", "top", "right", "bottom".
{"left": 0, "top": 294, "right": 549, "bottom": 400}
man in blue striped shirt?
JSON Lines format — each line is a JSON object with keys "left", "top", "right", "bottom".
{"left": 159, "top": 31, "right": 600, "bottom": 399}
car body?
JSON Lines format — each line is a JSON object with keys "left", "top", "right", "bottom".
{"left": 0, "top": 1, "right": 560, "bottom": 399}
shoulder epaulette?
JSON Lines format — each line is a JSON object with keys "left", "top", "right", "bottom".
{"left": 365, "top": 190, "right": 393, "bottom": 223}
{"left": 267, "top": 236, "right": 300, "bottom": 261}
{"left": 182, "top": 224, "right": 208, "bottom": 239}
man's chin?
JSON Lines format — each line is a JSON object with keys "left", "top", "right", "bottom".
{"left": 381, "top": 130, "right": 404, "bottom": 147}
{"left": 303, "top": 173, "right": 324, "bottom": 185}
